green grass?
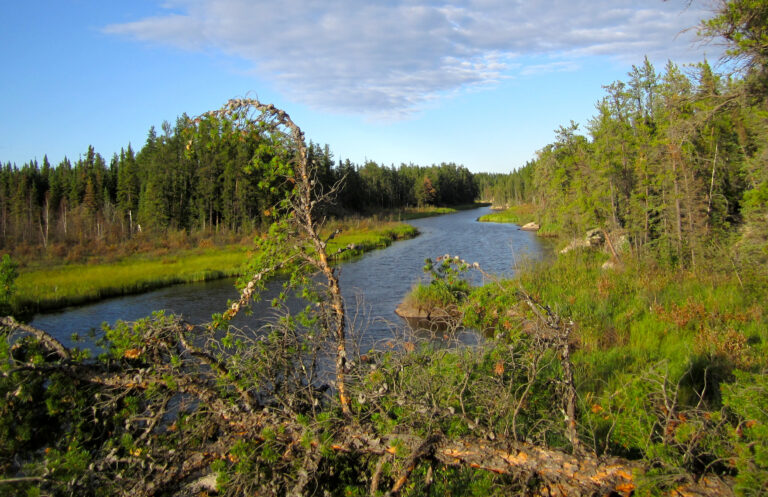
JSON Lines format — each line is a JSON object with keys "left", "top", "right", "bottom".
{"left": 481, "top": 249, "right": 768, "bottom": 392}
{"left": 14, "top": 247, "right": 250, "bottom": 313}
{"left": 459, "top": 247, "right": 768, "bottom": 486}
{"left": 401, "top": 280, "right": 468, "bottom": 313}
{"left": 463, "top": 245, "right": 768, "bottom": 397}
{"left": 375, "top": 203, "right": 490, "bottom": 221}
{"left": 477, "top": 203, "right": 536, "bottom": 224}
{"left": 13, "top": 222, "right": 418, "bottom": 314}
{"left": 327, "top": 223, "right": 417, "bottom": 261}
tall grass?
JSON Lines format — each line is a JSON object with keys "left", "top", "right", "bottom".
{"left": 14, "top": 248, "right": 249, "bottom": 313}
{"left": 13, "top": 221, "right": 419, "bottom": 314}
{"left": 464, "top": 247, "right": 768, "bottom": 400}
{"left": 509, "top": 249, "right": 768, "bottom": 394}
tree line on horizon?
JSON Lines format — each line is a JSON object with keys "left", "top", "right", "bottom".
{"left": 0, "top": 117, "right": 477, "bottom": 253}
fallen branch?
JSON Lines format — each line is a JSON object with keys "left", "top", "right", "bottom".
{"left": 1, "top": 315, "right": 71, "bottom": 361}
{"left": 328, "top": 426, "right": 732, "bottom": 497}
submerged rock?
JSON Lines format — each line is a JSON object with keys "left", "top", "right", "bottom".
{"left": 395, "top": 301, "right": 459, "bottom": 333}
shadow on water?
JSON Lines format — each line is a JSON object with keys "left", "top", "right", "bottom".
{"left": 30, "top": 206, "right": 548, "bottom": 352}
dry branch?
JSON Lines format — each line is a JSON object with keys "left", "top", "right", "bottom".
{"left": 328, "top": 426, "right": 732, "bottom": 497}
{"left": 1, "top": 315, "right": 71, "bottom": 361}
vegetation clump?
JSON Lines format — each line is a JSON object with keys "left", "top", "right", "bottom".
{"left": 396, "top": 256, "right": 471, "bottom": 329}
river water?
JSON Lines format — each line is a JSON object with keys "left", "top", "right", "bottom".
{"left": 30, "top": 207, "right": 547, "bottom": 351}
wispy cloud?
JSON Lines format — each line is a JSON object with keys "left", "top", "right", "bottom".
{"left": 103, "top": 0, "right": 714, "bottom": 117}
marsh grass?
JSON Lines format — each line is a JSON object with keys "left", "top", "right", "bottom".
{"left": 326, "top": 222, "right": 417, "bottom": 261}
{"left": 465, "top": 247, "right": 768, "bottom": 402}
{"left": 508, "top": 249, "right": 768, "bottom": 395}
{"left": 13, "top": 221, "right": 419, "bottom": 314}
{"left": 459, "top": 246, "right": 768, "bottom": 486}
{"left": 14, "top": 247, "right": 249, "bottom": 313}
{"left": 369, "top": 203, "right": 489, "bottom": 222}
{"left": 401, "top": 280, "right": 465, "bottom": 313}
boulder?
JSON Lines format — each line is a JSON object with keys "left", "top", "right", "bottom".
{"left": 520, "top": 222, "right": 540, "bottom": 231}
{"left": 395, "top": 302, "right": 458, "bottom": 332}
{"left": 585, "top": 228, "right": 605, "bottom": 247}
{"left": 560, "top": 228, "right": 609, "bottom": 254}
{"left": 560, "top": 238, "right": 590, "bottom": 254}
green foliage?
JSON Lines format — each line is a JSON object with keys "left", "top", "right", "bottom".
{"left": 1, "top": 135, "right": 479, "bottom": 256}
{"left": 464, "top": 242, "right": 767, "bottom": 492}
{"left": 722, "top": 370, "right": 768, "bottom": 495}
{"left": 488, "top": 13, "right": 768, "bottom": 271}
{"left": 0, "top": 254, "right": 18, "bottom": 315}
{"left": 699, "top": 0, "right": 768, "bottom": 73}
{"left": 4, "top": 4, "right": 768, "bottom": 491}
{"left": 401, "top": 256, "right": 471, "bottom": 314}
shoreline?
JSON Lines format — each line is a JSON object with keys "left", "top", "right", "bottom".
{"left": 14, "top": 223, "right": 419, "bottom": 317}
{"left": 12, "top": 205, "right": 486, "bottom": 318}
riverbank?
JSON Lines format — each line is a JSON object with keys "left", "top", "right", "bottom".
{"left": 477, "top": 203, "right": 535, "bottom": 224}
{"left": 12, "top": 219, "right": 418, "bottom": 316}
{"left": 381, "top": 202, "right": 490, "bottom": 220}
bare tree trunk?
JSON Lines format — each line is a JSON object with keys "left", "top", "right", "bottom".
{"left": 38, "top": 196, "right": 49, "bottom": 249}
{"left": 707, "top": 142, "right": 718, "bottom": 231}
{"left": 211, "top": 99, "right": 353, "bottom": 417}
{"left": 669, "top": 145, "right": 683, "bottom": 259}
{"left": 683, "top": 168, "right": 697, "bottom": 269}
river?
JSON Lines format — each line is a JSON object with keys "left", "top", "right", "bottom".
{"left": 30, "top": 207, "right": 548, "bottom": 350}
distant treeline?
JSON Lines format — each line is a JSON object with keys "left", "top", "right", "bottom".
{"left": 474, "top": 162, "right": 534, "bottom": 207}
{"left": 0, "top": 115, "right": 477, "bottom": 251}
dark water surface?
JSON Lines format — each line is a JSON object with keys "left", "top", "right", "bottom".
{"left": 31, "top": 207, "right": 547, "bottom": 350}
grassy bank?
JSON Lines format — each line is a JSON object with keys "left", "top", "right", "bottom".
{"left": 325, "top": 222, "right": 417, "bottom": 261}
{"left": 460, "top": 249, "right": 768, "bottom": 490}
{"left": 9, "top": 204, "right": 477, "bottom": 314}
{"left": 12, "top": 221, "right": 417, "bottom": 315}
{"left": 369, "top": 202, "right": 490, "bottom": 221}
{"left": 477, "top": 203, "right": 536, "bottom": 224}
{"left": 466, "top": 249, "right": 767, "bottom": 385}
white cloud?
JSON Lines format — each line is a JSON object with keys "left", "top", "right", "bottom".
{"left": 103, "top": 0, "right": 716, "bottom": 116}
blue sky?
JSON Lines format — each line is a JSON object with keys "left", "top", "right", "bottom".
{"left": 1, "top": 1, "right": 721, "bottom": 173}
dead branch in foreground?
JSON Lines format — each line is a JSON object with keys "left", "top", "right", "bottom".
{"left": 1, "top": 316, "right": 735, "bottom": 497}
